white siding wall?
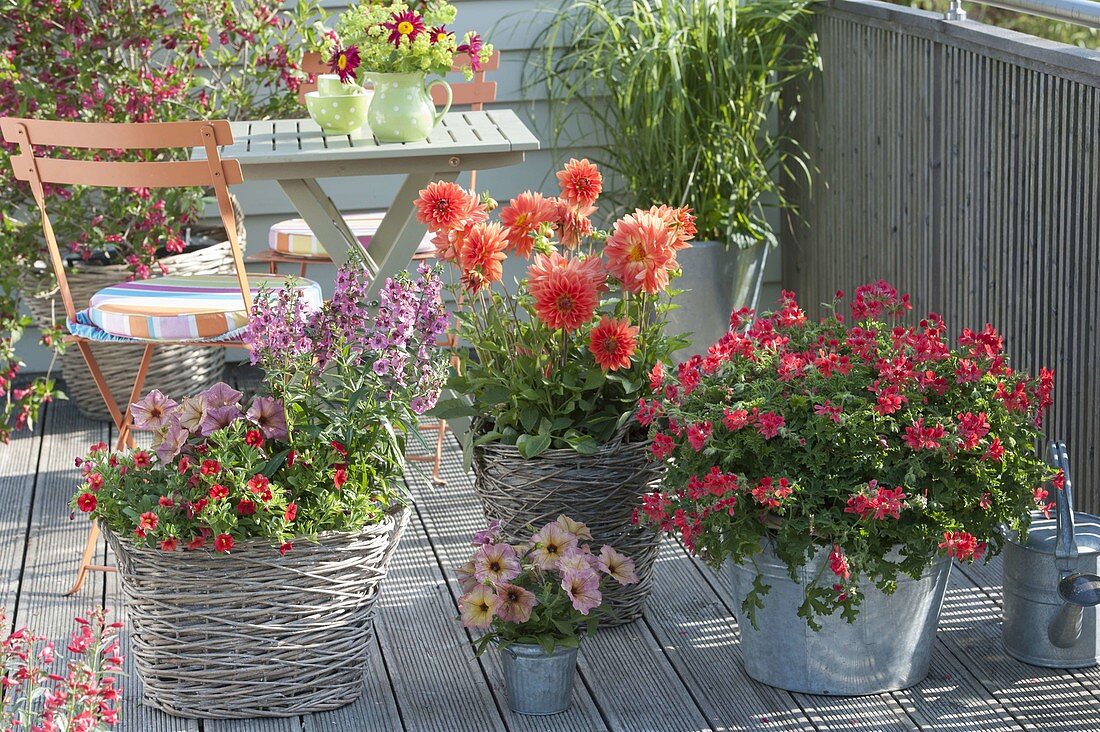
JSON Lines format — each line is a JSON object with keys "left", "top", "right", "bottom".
{"left": 16, "top": 0, "right": 781, "bottom": 370}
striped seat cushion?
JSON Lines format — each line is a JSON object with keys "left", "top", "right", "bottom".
{"left": 86, "top": 274, "right": 323, "bottom": 341}
{"left": 268, "top": 212, "right": 435, "bottom": 258}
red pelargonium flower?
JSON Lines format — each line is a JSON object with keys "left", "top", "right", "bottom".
{"left": 604, "top": 210, "right": 680, "bottom": 295}
{"left": 939, "top": 531, "right": 984, "bottom": 561}
{"left": 588, "top": 316, "right": 638, "bottom": 372}
{"left": 499, "top": 191, "right": 557, "bottom": 258}
{"left": 903, "top": 418, "right": 946, "bottom": 450}
{"left": 556, "top": 158, "right": 602, "bottom": 208}
{"left": 828, "top": 545, "right": 850, "bottom": 580}
{"left": 650, "top": 432, "right": 675, "bottom": 460}
{"left": 384, "top": 10, "right": 425, "bottom": 46}
{"left": 528, "top": 253, "right": 603, "bottom": 332}
{"left": 458, "top": 221, "right": 508, "bottom": 293}
{"left": 755, "top": 411, "right": 785, "bottom": 440}
{"left": 956, "top": 411, "right": 991, "bottom": 451}
{"left": 686, "top": 421, "right": 712, "bottom": 452}
{"left": 327, "top": 45, "right": 360, "bottom": 83}
{"left": 214, "top": 533, "right": 234, "bottom": 553}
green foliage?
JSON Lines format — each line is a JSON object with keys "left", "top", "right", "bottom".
{"left": 536, "top": 0, "right": 819, "bottom": 245}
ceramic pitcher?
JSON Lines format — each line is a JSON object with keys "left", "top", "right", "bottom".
{"left": 367, "top": 72, "right": 452, "bottom": 143}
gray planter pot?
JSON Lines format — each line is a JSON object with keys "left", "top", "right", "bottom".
{"left": 499, "top": 642, "right": 578, "bottom": 716}
{"left": 723, "top": 542, "right": 952, "bottom": 695}
{"left": 666, "top": 239, "right": 769, "bottom": 360}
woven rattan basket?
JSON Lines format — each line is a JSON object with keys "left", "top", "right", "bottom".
{"left": 472, "top": 436, "right": 663, "bottom": 625}
{"left": 21, "top": 203, "right": 245, "bottom": 421}
{"left": 104, "top": 508, "right": 409, "bottom": 719}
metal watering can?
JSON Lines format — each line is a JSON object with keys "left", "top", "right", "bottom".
{"left": 1003, "top": 442, "right": 1100, "bottom": 667}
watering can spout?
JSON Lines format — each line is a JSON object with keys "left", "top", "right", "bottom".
{"left": 1044, "top": 442, "right": 1100, "bottom": 649}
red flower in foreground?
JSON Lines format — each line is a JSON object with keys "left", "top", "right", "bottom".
{"left": 903, "top": 418, "right": 945, "bottom": 450}
{"left": 939, "top": 531, "right": 984, "bottom": 561}
{"left": 334, "top": 465, "right": 348, "bottom": 490}
{"left": 284, "top": 503, "right": 298, "bottom": 522}
{"left": 214, "top": 533, "right": 234, "bottom": 553}
{"left": 327, "top": 45, "right": 361, "bottom": 83}
{"left": 132, "top": 450, "right": 152, "bottom": 469}
{"left": 588, "top": 316, "right": 638, "bottom": 372}
{"left": 828, "top": 545, "right": 850, "bottom": 580}
{"left": 159, "top": 538, "right": 178, "bottom": 552}
{"left": 245, "top": 429, "right": 264, "bottom": 448}
{"left": 279, "top": 542, "right": 293, "bottom": 556}
{"left": 200, "top": 459, "right": 221, "bottom": 476}
{"left": 237, "top": 499, "right": 256, "bottom": 516}
{"left": 209, "top": 484, "right": 228, "bottom": 501}
{"left": 556, "top": 158, "right": 602, "bottom": 208}
{"left": 186, "top": 536, "right": 206, "bottom": 551}
{"left": 77, "top": 492, "right": 97, "bottom": 513}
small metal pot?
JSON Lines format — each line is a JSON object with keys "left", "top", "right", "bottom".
{"left": 499, "top": 642, "right": 578, "bottom": 716}
{"left": 724, "top": 542, "right": 952, "bottom": 695}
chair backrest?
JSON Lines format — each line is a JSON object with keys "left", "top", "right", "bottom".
{"left": 0, "top": 118, "right": 249, "bottom": 323}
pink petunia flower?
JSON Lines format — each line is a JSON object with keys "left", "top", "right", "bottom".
{"left": 561, "top": 570, "right": 602, "bottom": 615}
{"left": 598, "top": 545, "right": 638, "bottom": 585}
{"left": 130, "top": 390, "right": 178, "bottom": 431}
{"left": 494, "top": 583, "right": 538, "bottom": 623}
{"left": 473, "top": 542, "right": 521, "bottom": 584}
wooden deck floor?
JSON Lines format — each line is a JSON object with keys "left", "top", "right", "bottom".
{"left": 3, "top": 368, "right": 1100, "bottom": 731}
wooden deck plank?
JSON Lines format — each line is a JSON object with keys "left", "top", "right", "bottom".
{"left": 643, "top": 546, "right": 817, "bottom": 731}
{"left": 408, "top": 447, "right": 611, "bottom": 731}
{"left": 370, "top": 501, "right": 509, "bottom": 732}
{"left": 414, "top": 440, "right": 712, "bottom": 731}
{"left": 301, "top": 633, "right": 405, "bottom": 732}
{"left": 0, "top": 415, "right": 42, "bottom": 620}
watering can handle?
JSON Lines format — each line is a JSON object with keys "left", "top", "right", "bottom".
{"left": 428, "top": 78, "right": 452, "bottom": 127}
{"left": 1050, "top": 441, "right": 1079, "bottom": 574}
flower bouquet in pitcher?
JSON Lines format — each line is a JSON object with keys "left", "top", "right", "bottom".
{"left": 316, "top": 1, "right": 493, "bottom": 141}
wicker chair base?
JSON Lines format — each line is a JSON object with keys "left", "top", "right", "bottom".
{"left": 472, "top": 438, "right": 662, "bottom": 626}
{"left": 104, "top": 509, "right": 409, "bottom": 719}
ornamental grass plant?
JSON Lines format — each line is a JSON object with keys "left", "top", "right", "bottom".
{"left": 71, "top": 265, "right": 450, "bottom": 552}
{"left": 637, "top": 282, "right": 1055, "bottom": 627}
{"left": 424, "top": 160, "right": 693, "bottom": 457}
{"left": 537, "top": 0, "right": 817, "bottom": 247}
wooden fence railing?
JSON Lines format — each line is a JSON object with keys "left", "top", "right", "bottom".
{"left": 782, "top": 0, "right": 1100, "bottom": 510}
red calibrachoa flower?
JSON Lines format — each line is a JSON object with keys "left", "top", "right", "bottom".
{"left": 637, "top": 284, "right": 1055, "bottom": 627}
{"left": 214, "top": 533, "right": 235, "bottom": 553}
{"left": 77, "top": 492, "right": 97, "bottom": 512}
{"left": 245, "top": 429, "right": 265, "bottom": 448}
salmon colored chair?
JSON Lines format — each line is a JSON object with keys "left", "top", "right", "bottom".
{"left": 0, "top": 117, "right": 322, "bottom": 594}
{"left": 258, "top": 52, "right": 501, "bottom": 484}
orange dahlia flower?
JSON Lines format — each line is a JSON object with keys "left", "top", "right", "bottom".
{"left": 500, "top": 191, "right": 558, "bottom": 258}
{"left": 556, "top": 158, "right": 603, "bottom": 208}
{"left": 589, "top": 316, "right": 638, "bottom": 372}
{"left": 415, "top": 181, "right": 481, "bottom": 233}
{"left": 459, "top": 221, "right": 508, "bottom": 293}
{"left": 646, "top": 205, "right": 696, "bottom": 248}
{"left": 604, "top": 210, "right": 680, "bottom": 295}
{"left": 528, "top": 253, "right": 602, "bottom": 332}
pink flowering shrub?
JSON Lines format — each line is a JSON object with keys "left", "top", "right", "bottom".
{"left": 0, "top": 0, "right": 328, "bottom": 441}
{"left": 71, "top": 266, "right": 450, "bottom": 552}
{"left": 0, "top": 608, "right": 123, "bottom": 731}
{"left": 636, "top": 282, "right": 1055, "bottom": 627}
{"left": 457, "top": 517, "right": 637, "bottom": 655}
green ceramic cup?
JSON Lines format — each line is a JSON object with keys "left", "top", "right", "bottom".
{"left": 317, "top": 73, "right": 367, "bottom": 98}
{"left": 305, "top": 90, "right": 372, "bottom": 136}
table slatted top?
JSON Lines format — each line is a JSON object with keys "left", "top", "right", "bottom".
{"left": 196, "top": 109, "right": 539, "bottom": 166}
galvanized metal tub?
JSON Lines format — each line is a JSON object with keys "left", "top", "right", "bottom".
{"left": 1003, "top": 510, "right": 1100, "bottom": 668}
{"left": 499, "top": 643, "right": 578, "bottom": 716}
{"left": 664, "top": 239, "right": 768, "bottom": 360}
{"left": 723, "top": 543, "right": 952, "bottom": 695}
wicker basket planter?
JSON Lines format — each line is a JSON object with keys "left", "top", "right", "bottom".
{"left": 472, "top": 437, "right": 662, "bottom": 625}
{"left": 104, "top": 508, "right": 409, "bottom": 719}
{"left": 20, "top": 215, "right": 242, "bottom": 422}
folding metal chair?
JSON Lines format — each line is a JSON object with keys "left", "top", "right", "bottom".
{"left": 0, "top": 117, "right": 322, "bottom": 594}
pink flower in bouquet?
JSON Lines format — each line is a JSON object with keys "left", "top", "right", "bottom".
{"left": 200, "top": 404, "right": 242, "bottom": 436}
{"left": 473, "top": 542, "right": 521, "bottom": 584}
{"left": 459, "top": 584, "right": 499, "bottom": 629}
{"left": 588, "top": 316, "right": 638, "bottom": 372}
{"left": 530, "top": 521, "right": 578, "bottom": 570}
{"left": 201, "top": 381, "right": 243, "bottom": 409}
{"left": 598, "top": 545, "right": 638, "bottom": 585}
{"left": 429, "top": 26, "right": 452, "bottom": 44}
{"left": 327, "top": 45, "right": 360, "bottom": 83}
{"left": 494, "top": 583, "right": 538, "bottom": 623}
{"left": 561, "top": 570, "right": 602, "bottom": 615}
{"left": 456, "top": 31, "right": 485, "bottom": 70}
{"left": 384, "top": 9, "right": 425, "bottom": 46}
{"left": 604, "top": 210, "right": 680, "bottom": 295}
{"left": 129, "top": 389, "right": 177, "bottom": 431}
{"left": 556, "top": 158, "right": 602, "bottom": 208}
{"left": 500, "top": 191, "right": 557, "bottom": 257}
